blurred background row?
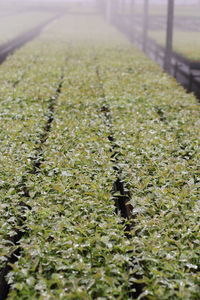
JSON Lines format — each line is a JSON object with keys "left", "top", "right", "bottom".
{"left": 0, "top": 0, "right": 200, "bottom": 62}
{"left": 0, "top": 0, "right": 200, "bottom": 95}
{"left": 98, "top": 0, "right": 200, "bottom": 61}
{"left": 97, "top": 0, "right": 200, "bottom": 96}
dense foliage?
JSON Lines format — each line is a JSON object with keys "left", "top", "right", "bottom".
{"left": 0, "top": 12, "right": 199, "bottom": 300}
{"left": 99, "top": 46, "right": 200, "bottom": 299}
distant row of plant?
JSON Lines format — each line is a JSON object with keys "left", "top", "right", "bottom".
{"left": 0, "top": 13, "right": 199, "bottom": 299}
{"left": 149, "top": 30, "right": 200, "bottom": 61}
{"left": 0, "top": 12, "right": 54, "bottom": 46}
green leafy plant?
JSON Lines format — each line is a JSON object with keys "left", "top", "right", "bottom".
{"left": 0, "top": 10, "right": 199, "bottom": 300}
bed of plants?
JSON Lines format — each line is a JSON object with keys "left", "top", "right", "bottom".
{"left": 0, "top": 16, "right": 132, "bottom": 299}
{"left": 0, "top": 12, "right": 199, "bottom": 300}
{"left": 149, "top": 30, "right": 200, "bottom": 61}
{"left": 7, "top": 56, "right": 132, "bottom": 300}
{"left": 0, "top": 36, "right": 66, "bottom": 277}
{"left": 98, "top": 36, "right": 200, "bottom": 299}
{"left": 0, "top": 11, "right": 54, "bottom": 45}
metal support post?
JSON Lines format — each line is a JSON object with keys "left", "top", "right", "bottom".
{"left": 143, "top": 0, "right": 149, "bottom": 53}
{"left": 130, "top": 0, "right": 135, "bottom": 42}
{"left": 164, "top": 0, "right": 175, "bottom": 73}
{"left": 106, "top": 0, "right": 112, "bottom": 23}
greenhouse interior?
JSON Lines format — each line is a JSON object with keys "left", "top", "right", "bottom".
{"left": 0, "top": 0, "right": 199, "bottom": 299}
